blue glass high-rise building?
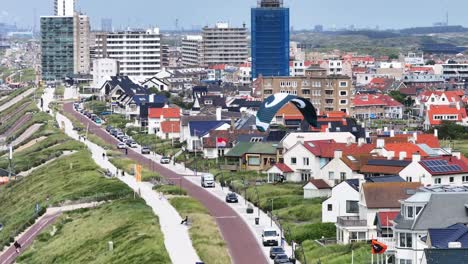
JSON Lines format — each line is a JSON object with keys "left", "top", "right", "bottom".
{"left": 251, "top": 0, "right": 290, "bottom": 79}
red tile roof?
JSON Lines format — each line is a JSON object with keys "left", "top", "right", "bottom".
{"left": 302, "top": 140, "right": 375, "bottom": 158}
{"left": 408, "top": 67, "right": 434, "bottom": 73}
{"left": 376, "top": 211, "right": 400, "bottom": 227}
{"left": 275, "top": 163, "right": 294, "bottom": 173}
{"left": 203, "top": 130, "right": 266, "bottom": 148}
{"left": 384, "top": 143, "right": 429, "bottom": 157}
{"left": 419, "top": 156, "right": 468, "bottom": 176}
{"left": 427, "top": 105, "right": 467, "bottom": 126}
{"left": 393, "top": 134, "right": 441, "bottom": 148}
{"left": 276, "top": 103, "right": 302, "bottom": 117}
{"left": 305, "top": 179, "right": 331, "bottom": 189}
{"left": 149, "top": 107, "right": 181, "bottom": 119}
{"left": 353, "top": 94, "right": 403, "bottom": 107}
{"left": 362, "top": 182, "right": 422, "bottom": 209}
{"left": 160, "top": 121, "right": 180, "bottom": 133}
{"left": 210, "top": 64, "right": 226, "bottom": 70}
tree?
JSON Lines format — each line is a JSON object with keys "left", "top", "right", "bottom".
{"left": 388, "top": 91, "right": 406, "bottom": 104}
{"left": 426, "top": 60, "right": 436, "bottom": 65}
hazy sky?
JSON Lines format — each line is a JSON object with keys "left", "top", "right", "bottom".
{"left": 0, "top": 0, "right": 464, "bottom": 30}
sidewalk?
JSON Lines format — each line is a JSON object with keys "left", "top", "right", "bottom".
{"left": 45, "top": 89, "right": 201, "bottom": 264}
{"left": 0, "top": 88, "right": 36, "bottom": 113}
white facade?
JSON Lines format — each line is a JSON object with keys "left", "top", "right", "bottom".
{"left": 92, "top": 58, "right": 119, "bottom": 88}
{"left": 404, "top": 53, "right": 424, "bottom": 66}
{"left": 283, "top": 143, "right": 321, "bottom": 182}
{"left": 181, "top": 35, "right": 203, "bottom": 67}
{"left": 355, "top": 73, "right": 392, "bottom": 86}
{"left": 290, "top": 60, "right": 307, "bottom": 77}
{"left": 55, "top": 0, "right": 75, "bottom": 16}
{"left": 303, "top": 183, "right": 331, "bottom": 199}
{"left": 378, "top": 61, "right": 403, "bottom": 69}
{"left": 322, "top": 181, "right": 360, "bottom": 223}
{"left": 320, "top": 151, "right": 364, "bottom": 187}
{"left": 281, "top": 132, "right": 356, "bottom": 150}
{"left": 93, "top": 29, "right": 161, "bottom": 83}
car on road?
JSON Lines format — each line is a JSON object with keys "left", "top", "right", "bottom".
{"left": 273, "top": 254, "right": 292, "bottom": 264}
{"left": 94, "top": 118, "right": 102, "bottom": 125}
{"left": 225, "top": 193, "right": 238, "bottom": 203}
{"left": 201, "top": 173, "right": 216, "bottom": 188}
{"left": 269, "top": 247, "right": 285, "bottom": 260}
{"left": 160, "top": 156, "right": 171, "bottom": 164}
{"left": 141, "top": 147, "right": 151, "bottom": 155}
{"left": 110, "top": 129, "right": 119, "bottom": 136}
{"left": 128, "top": 141, "right": 138, "bottom": 148}
{"left": 117, "top": 143, "right": 126, "bottom": 149}
{"left": 262, "top": 227, "right": 280, "bottom": 247}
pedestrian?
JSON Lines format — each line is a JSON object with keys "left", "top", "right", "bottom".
{"left": 102, "top": 152, "right": 106, "bottom": 159}
{"left": 125, "top": 148, "right": 128, "bottom": 155}
{"left": 14, "top": 241, "right": 21, "bottom": 253}
{"left": 116, "top": 168, "right": 119, "bottom": 176}
{"left": 180, "top": 216, "right": 188, "bottom": 225}
{"left": 121, "top": 170, "right": 125, "bottom": 177}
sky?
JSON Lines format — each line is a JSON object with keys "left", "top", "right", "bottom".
{"left": 0, "top": 0, "right": 466, "bottom": 31}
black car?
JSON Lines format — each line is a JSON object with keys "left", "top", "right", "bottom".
{"left": 274, "top": 254, "right": 291, "bottom": 264}
{"left": 141, "top": 147, "right": 151, "bottom": 155}
{"left": 269, "top": 247, "right": 285, "bottom": 260}
{"left": 225, "top": 193, "right": 238, "bottom": 203}
{"left": 105, "top": 125, "right": 113, "bottom": 132}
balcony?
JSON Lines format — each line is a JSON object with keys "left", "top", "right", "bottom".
{"left": 337, "top": 216, "right": 367, "bottom": 227}
{"left": 375, "top": 237, "right": 396, "bottom": 252}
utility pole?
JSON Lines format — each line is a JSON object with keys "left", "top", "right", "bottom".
{"left": 8, "top": 145, "right": 13, "bottom": 180}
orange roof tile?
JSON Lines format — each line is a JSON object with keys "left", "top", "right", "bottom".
{"left": 149, "top": 107, "right": 181, "bottom": 119}
{"left": 276, "top": 103, "right": 302, "bottom": 117}
{"left": 384, "top": 143, "right": 429, "bottom": 157}
{"left": 160, "top": 121, "right": 180, "bottom": 133}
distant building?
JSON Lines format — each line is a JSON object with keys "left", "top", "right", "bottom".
{"left": 201, "top": 22, "right": 248, "bottom": 66}
{"left": 181, "top": 35, "right": 203, "bottom": 67}
{"left": 258, "top": 66, "right": 352, "bottom": 114}
{"left": 251, "top": 0, "right": 290, "bottom": 78}
{"left": 101, "top": 18, "right": 112, "bottom": 32}
{"left": 92, "top": 29, "right": 162, "bottom": 82}
{"left": 55, "top": 0, "right": 75, "bottom": 16}
{"left": 40, "top": 16, "right": 75, "bottom": 81}
{"left": 73, "top": 13, "right": 90, "bottom": 75}
{"left": 92, "top": 58, "right": 119, "bottom": 88}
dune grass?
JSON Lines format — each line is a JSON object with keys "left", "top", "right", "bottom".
{"left": 169, "top": 197, "right": 231, "bottom": 264}
{"left": 0, "top": 150, "right": 131, "bottom": 248}
{"left": 299, "top": 241, "right": 371, "bottom": 264}
{"left": 18, "top": 199, "right": 171, "bottom": 264}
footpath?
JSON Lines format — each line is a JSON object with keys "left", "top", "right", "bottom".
{"left": 41, "top": 87, "right": 201, "bottom": 264}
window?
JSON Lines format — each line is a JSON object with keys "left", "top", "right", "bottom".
{"left": 327, "top": 204, "right": 333, "bottom": 211}
{"left": 328, "top": 171, "right": 335, "bottom": 179}
{"left": 346, "top": 200, "right": 359, "bottom": 213}
{"left": 339, "top": 81, "right": 348, "bottom": 87}
{"left": 406, "top": 176, "right": 413, "bottom": 182}
{"left": 434, "top": 178, "right": 441, "bottom": 184}
{"left": 398, "top": 233, "right": 413, "bottom": 248}
{"left": 340, "top": 172, "right": 346, "bottom": 181}
{"left": 301, "top": 173, "right": 311, "bottom": 182}
{"left": 449, "top": 177, "right": 454, "bottom": 183}
{"left": 463, "top": 176, "right": 468, "bottom": 182}
{"left": 416, "top": 206, "right": 423, "bottom": 216}
{"left": 340, "top": 91, "right": 347, "bottom": 96}
{"left": 291, "top": 157, "right": 297, "bottom": 165}
{"left": 248, "top": 156, "right": 260, "bottom": 166}
{"left": 406, "top": 206, "right": 414, "bottom": 219}
{"left": 340, "top": 99, "right": 347, "bottom": 105}
{"left": 303, "top": 157, "right": 310, "bottom": 166}
{"left": 400, "top": 260, "right": 412, "bottom": 264}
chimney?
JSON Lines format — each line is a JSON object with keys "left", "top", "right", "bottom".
{"left": 456, "top": 102, "right": 461, "bottom": 110}
{"left": 413, "top": 132, "right": 418, "bottom": 141}
{"left": 230, "top": 117, "right": 235, "bottom": 131}
{"left": 384, "top": 126, "right": 388, "bottom": 132}
{"left": 390, "top": 130, "right": 395, "bottom": 137}
{"left": 216, "top": 107, "right": 222, "bottom": 121}
{"left": 434, "top": 128, "right": 438, "bottom": 138}
{"left": 452, "top": 151, "right": 462, "bottom": 160}
{"left": 358, "top": 138, "right": 366, "bottom": 146}
{"left": 399, "top": 151, "right": 407, "bottom": 160}
{"left": 334, "top": 150, "right": 343, "bottom": 159}
{"left": 376, "top": 138, "right": 385, "bottom": 148}
{"left": 412, "top": 152, "right": 421, "bottom": 163}
{"left": 387, "top": 151, "right": 395, "bottom": 160}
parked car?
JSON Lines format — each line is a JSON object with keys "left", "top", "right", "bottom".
{"left": 105, "top": 125, "right": 113, "bottom": 132}
{"left": 160, "top": 157, "right": 171, "bottom": 164}
{"left": 141, "top": 147, "right": 151, "bottom": 155}
{"left": 94, "top": 118, "right": 102, "bottom": 125}
{"left": 274, "top": 254, "right": 291, "bottom": 264}
{"left": 262, "top": 227, "right": 280, "bottom": 246}
{"left": 225, "top": 193, "right": 238, "bottom": 203}
{"left": 117, "top": 143, "right": 126, "bottom": 149}
{"left": 269, "top": 247, "right": 285, "bottom": 260}
{"left": 129, "top": 141, "right": 138, "bottom": 148}
{"left": 110, "top": 129, "right": 119, "bottom": 136}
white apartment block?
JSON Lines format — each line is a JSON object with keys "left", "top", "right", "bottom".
{"left": 74, "top": 13, "right": 90, "bottom": 74}
{"left": 55, "top": 0, "right": 75, "bottom": 16}
{"left": 92, "top": 58, "right": 119, "bottom": 88}
{"left": 181, "top": 35, "right": 203, "bottom": 67}
{"left": 201, "top": 22, "right": 248, "bottom": 66}
{"left": 93, "top": 28, "right": 162, "bottom": 82}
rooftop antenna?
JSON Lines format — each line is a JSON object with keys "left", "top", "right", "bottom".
{"left": 446, "top": 11, "right": 449, "bottom": 26}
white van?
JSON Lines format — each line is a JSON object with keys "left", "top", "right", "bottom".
{"left": 201, "top": 173, "right": 215, "bottom": 188}
{"left": 262, "top": 227, "right": 280, "bottom": 246}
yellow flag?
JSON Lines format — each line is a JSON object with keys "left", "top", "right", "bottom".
{"left": 135, "top": 164, "right": 142, "bottom": 182}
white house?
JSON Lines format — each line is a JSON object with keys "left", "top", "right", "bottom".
{"left": 266, "top": 163, "right": 294, "bottom": 183}
{"left": 399, "top": 152, "right": 468, "bottom": 186}
{"left": 281, "top": 132, "right": 356, "bottom": 151}
{"left": 322, "top": 179, "right": 360, "bottom": 223}
{"left": 303, "top": 179, "right": 331, "bottom": 199}
{"left": 147, "top": 107, "right": 181, "bottom": 135}
{"left": 282, "top": 142, "right": 322, "bottom": 182}
{"left": 319, "top": 150, "right": 365, "bottom": 187}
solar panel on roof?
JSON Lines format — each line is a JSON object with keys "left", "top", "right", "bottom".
{"left": 421, "top": 159, "right": 463, "bottom": 173}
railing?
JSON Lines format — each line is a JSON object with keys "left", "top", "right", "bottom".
{"left": 375, "top": 237, "right": 396, "bottom": 251}
{"left": 337, "top": 216, "right": 367, "bottom": 227}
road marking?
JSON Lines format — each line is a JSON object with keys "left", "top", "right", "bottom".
{"left": 215, "top": 216, "right": 237, "bottom": 219}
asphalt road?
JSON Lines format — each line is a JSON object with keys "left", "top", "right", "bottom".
{"left": 0, "top": 212, "right": 61, "bottom": 264}
{"left": 64, "top": 102, "right": 268, "bottom": 264}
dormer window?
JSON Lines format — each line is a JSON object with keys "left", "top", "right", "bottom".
{"left": 406, "top": 206, "right": 414, "bottom": 219}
